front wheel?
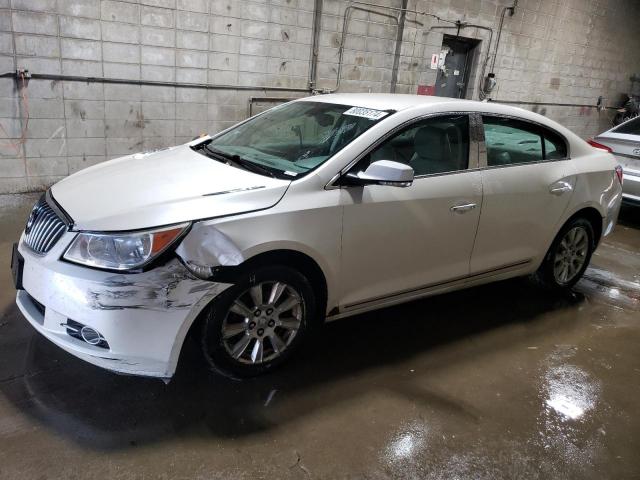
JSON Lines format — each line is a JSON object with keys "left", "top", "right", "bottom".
{"left": 533, "top": 217, "right": 595, "bottom": 290}
{"left": 201, "top": 265, "right": 317, "bottom": 378}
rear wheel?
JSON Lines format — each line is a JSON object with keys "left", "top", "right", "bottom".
{"left": 201, "top": 265, "right": 316, "bottom": 378}
{"left": 533, "top": 217, "right": 595, "bottom": 290}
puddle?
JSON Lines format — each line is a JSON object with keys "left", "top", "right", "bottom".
{"left": 577, "top": 267, "right": 640, "bottom": 310}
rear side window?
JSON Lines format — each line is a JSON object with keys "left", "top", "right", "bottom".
{"left": 482, "top": 116, "right": 567, "bottom": 166}
{"left": 613, "top": 116, "right": 640, "bottom": 135}
{"left": 544, "top": 134, "right": 567, "bottom": 159}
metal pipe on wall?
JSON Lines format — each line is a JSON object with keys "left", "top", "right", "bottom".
{"left": 308, "top": 0, "right": 324, "bottom": 90}
{"left": 329, "top": 4, "right": 400, "bottom": 93}
{"left": 21, "top": 72, "right": 312, "bottom": 93}
{"left": 325, "top": 1, "right": 458, "bottom": 94}
{"left": 390, "top": 0, "right": 409, "bottom": 93}
{"left": 480, "top": 0, "right": 518, "bottom": 98}
{"left": 490, "top": 0, "right": 518, "bottom": 73}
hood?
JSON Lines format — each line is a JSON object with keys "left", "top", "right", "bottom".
{"left": 51, "top": 141, "right": 291, "bottom": 231}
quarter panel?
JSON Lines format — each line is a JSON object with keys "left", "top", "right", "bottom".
{"left": 564, "top": 150, "right": 622, "bottom": 237}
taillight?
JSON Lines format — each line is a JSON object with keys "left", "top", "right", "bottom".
{"left": 587, "top": 138, "right": 613, "bottom": 153}
{"left": 615, "top": 165, "right": 623, "bottom": 185}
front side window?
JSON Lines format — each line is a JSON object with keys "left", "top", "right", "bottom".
{"left": 482, "top": 116, "right": 567, "bottom": 166}
{"left": 356, "top": 114, "right": 470, "bottom": 176}
{"left": 200, "top": 101, "right": 390, "bottom": 178}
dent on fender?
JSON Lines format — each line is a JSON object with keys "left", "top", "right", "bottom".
{"left": 175, "top": 222, "right": 245, "bottom": 277}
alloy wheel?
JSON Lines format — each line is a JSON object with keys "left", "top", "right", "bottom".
{"left": 221, "top": 281, "right": 304, "bottom": 365}
{"left": 553, "top": 226, "right": 589, "bottom": 284}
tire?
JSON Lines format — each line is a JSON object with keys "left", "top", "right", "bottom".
{"left": 201, "top": 265, "right": 317, "bottom": 379}
{"left": 532, "top": 217, "right": 595, "bottom": 290}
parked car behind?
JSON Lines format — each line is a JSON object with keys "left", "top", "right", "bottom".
{"left": 590, "top": 116, "right": 640, "bottom": 205}
{"left": 12, "top": 94, "right": 623, "bottom": 380}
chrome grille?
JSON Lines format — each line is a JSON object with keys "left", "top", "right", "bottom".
{"left": 24, "top": 196, "right": 67, "bottom": 254}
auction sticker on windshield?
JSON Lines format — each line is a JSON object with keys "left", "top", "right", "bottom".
{"left": 343, "top": 107, "right": 389, "bottom": 120}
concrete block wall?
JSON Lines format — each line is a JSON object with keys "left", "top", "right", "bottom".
{"left": 316, "top": 0, "right": 403, "bottom": 92}
{"left": 0, "top": 0, "right": 314, "bottom": 193}
{"left": 1, "top": 0, "right": 640, "bottom": 193}
{"left": 316, "top": 0, "right": 640, "bottom": 140}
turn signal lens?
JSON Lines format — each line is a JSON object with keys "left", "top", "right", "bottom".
{"left": 587, "top": 138, "right": 613, "bottom": 153}
{"left": 615, "top": 165, "right": 623, "bottom": 185}
{"left": 151, "top": 227, "right": 186, "bottom": 255}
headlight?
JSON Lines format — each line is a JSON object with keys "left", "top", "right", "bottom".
{"left": 63, "top": 223, "right": 189, "bottom": 271}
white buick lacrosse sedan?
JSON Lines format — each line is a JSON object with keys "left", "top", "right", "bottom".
{"left": 12, "top": 94, "right": 622, "bottom": 380}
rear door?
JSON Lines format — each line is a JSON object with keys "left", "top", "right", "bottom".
{"left": 470, "top": 115, "right": 576, "bottom": 274}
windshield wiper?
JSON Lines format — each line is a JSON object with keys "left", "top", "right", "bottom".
{"left": 203, "top": 145, "right": 277, "bottom": 178}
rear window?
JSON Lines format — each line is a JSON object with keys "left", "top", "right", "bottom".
{"left": 613, "top": 116, "right": 640, "bottom": 135}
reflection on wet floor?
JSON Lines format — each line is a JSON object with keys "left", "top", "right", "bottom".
{"left": 385, "top": 421, "right": 429, "bottom": 462}
{"left": 543, "top": 348, "right": 599, "bottom": 422}
{"left": 536, "top": 346, "right": 604, "bottom": 477}
{"left": 0, "top": 198, "right": 639, "bottom": 479}
{"left": 579, "top": 266, "right": 640, "bottom": 309}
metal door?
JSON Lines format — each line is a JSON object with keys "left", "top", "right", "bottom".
{"left": 434, "top": 36, "right": 475, "bottom": 99}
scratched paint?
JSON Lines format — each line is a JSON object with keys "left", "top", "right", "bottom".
{"left": 85, "top": 259, "right": 226, "bottom": 311}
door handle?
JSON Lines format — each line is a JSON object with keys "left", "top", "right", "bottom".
{"left": 549, "top": 181, "right": 573, "bottom": 196}
{"left": 450, "top": 202, "right": 477, "bottom": 213}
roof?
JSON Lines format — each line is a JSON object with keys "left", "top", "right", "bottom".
{"left": 295, "top": 92, "right": 591, "bottom": 156}
{"left": 297, "top": 93, "right": 468, "bottom": 111}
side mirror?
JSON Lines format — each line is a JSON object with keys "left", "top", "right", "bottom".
{"left": 344, "top": 160, "right": 414, "bottom": 187}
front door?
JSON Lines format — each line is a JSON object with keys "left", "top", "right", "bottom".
{"left": 338, "top": 114, "right": 482, "bottom": 309}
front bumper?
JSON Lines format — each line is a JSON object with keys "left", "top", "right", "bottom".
{"left": 16, "top": 233, "right": 231, "bottom": 379}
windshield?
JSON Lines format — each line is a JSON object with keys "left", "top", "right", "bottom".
{"left": 200, "top": 101, "right": 391, "bottom": 178}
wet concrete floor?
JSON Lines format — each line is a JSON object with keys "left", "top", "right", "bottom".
{"left": 0, "top": 193, "right": 639, "bottom": 479}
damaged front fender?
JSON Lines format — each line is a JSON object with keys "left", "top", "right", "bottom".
{"left": 175, "top": 222, "right": 245, "bottom": 279}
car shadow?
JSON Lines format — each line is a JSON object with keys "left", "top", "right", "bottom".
{"left": 618, "top": 203, "right": 640, "bottom": 229}
{"left": 0, "top": 277, "right": 586, "bottom": 451}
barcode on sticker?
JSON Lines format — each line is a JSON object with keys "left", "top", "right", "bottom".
{"left": 343, "top": 107, "right": 389, "bottom": 120}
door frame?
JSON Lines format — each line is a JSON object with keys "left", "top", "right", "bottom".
{"left": 435, "top": 34, "right": 482, "bottom": 99}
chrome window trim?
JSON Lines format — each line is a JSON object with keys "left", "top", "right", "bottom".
{"left": 326, "top": 111, "right": 479, "bottom": 189}
{"left": 477, "top": 112, "right": 571, "bottom": 169}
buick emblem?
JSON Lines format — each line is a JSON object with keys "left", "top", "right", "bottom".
{"left": 633, "top": 148, "right": 640, "bottom": 156}
{"left": 25, "top": 207, "right": 38, "bottom": 234}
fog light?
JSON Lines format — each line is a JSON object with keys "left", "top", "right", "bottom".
{"left": 80, "top": 326, "right": 103, "bottom": 345}
{"left": 62, "top": 319, "right": 110, "bottom": 349}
